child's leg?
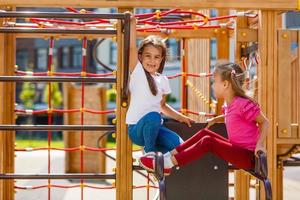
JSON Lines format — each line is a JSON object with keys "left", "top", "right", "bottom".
{"left": 155, "top": 126, "right": 183, "bottom": 153}
{"left": 128, "top": 112, "right": 162, "bottom": 153}
{"left": 174, "top": 135, "right": 254, "bottom": 170}
{"left": 175, "top": 128, "right": 229, "bottom": 154}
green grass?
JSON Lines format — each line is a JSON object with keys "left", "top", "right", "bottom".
{"left": 15, "top": 139, "right": 142, "bottom": 150}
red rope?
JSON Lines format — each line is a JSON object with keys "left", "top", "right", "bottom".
{"left": 183, "top": 109, "right": 216, "bottom": 117}
{"left": 15, "top": 108, "right": 115, "bottom": 115}
{"left": 15, "top": 146, "right": 117, "bottom": 152}
{"left": 147, "top": 173, "right": 150, "bottom": 200}
{"left": 15, "top": 147, "right": 142, "bottom": 152}
{"left": 47, "top": 36, "right": 54, "bottom": 200}
{"left": 15, "top": 70, "right": 114, "bottom": 77}
{"left": 65, "top": 7, "right": 110, "bottom": 23}
{"left": 15, "top": 184, "right": 116, "bottom": 190}
{"left": 138, "top": 9, "right": 180, "bottom": 23}
{"left": 30, "top": 18, "right": 106, "bottom": 26}
{"left": 80, "top": 37, "right": 87, "bottom": 200}
{"left": 181, "top": 39, "right": 187, "bottom": 114}
{"left": 167, "top": 72, "right": 212, "bottom": 79}
{"left": 15, "top": 184, "right": 158, "bottom": 190}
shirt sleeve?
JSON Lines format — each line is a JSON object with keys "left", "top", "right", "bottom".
{"left": 161, "top": 76, "right": 171, "bottom": 94}
{"left": 240, "top": 100, "right": 261, "bottom": 122}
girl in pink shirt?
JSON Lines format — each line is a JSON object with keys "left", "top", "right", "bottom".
{"left": 139, "top": 62, "right": 269, "bottom": 175}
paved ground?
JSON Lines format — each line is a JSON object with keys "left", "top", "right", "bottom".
{"left": 14, "top": 151, "right": 300, "bottom": 200}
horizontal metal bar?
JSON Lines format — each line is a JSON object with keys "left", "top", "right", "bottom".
{"left": 0, "top": 76, "right": 116, "bottom": 83}
{"left": 0, "top": 173, "right": 116, "bottom": 180}
{"left": 133, "top": 165, "right": 144, "bottom": 171}
{"left": 0, "top": 125, "right": 115, "bottom": 131}
{"left": 283, "top": 160, "right": 300, "bottom": 166}
{"left": 0, "top": 11, "right": 125, "bottom": 19}
{"left": 0, "top": 28, "right": 117, "bottom": 35}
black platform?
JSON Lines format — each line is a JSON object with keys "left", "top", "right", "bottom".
{"left": 163, "top": 121, "right": 228, "bottom": 200}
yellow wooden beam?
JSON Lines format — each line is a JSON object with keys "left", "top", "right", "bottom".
{"left": 258, "top": 10, "right": 280, "bottom": 200}
{"left": 0, "top": 0, "right": 298, "bottom": 10}
{"left": 234, "top": 12, "right": 250, "bottom": 200}
{"left": 13, "top": 33, "right": 115, "bottom": 39}
{"left": 115, "top": 8, "right": 132, "bottom": 200}
{"left": 139, "top": 29, "right": 231, "bottom": 39}
{"left": 237, "top": 29, "right": 258, "bottom": 42}
{"left": 0, "top": 30, "right": 15, "bottom": 200}
{"left": 10, "top": 29, "right": 231, "bottom": 39}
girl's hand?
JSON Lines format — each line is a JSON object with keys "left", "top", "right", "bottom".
{"left": 178, "top": 115, "right": 195, "bottom": 127}
{"left": 255, "top": 142, "right": 266, "bottom": 157}
{"left": 206, "top": 117, "right": 217, "bottom": 128}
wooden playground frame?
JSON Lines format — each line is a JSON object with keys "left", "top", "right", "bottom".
{"left": 0, "top": 1, "right": 300, "bottom": 200}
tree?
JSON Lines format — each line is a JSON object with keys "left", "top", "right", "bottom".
{"left": 43, "top": 83, "right": 63, "bottom": 108}
{"left": 19, "top": 82, "right": 35, "bottom": 109}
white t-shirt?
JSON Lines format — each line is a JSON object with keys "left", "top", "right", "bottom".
{"left": 126, "top": 62, "right": 171, "bottom": 124}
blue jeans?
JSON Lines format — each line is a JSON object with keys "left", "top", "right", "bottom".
{"left": 128, "top": 112, "right": 183, "bottom": 153}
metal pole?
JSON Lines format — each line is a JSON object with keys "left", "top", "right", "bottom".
{"left": 0, "top": 125, "right": 115, "bottom": 131}
{"left": 0, "top": 76, "right": 116, "bottom": 83}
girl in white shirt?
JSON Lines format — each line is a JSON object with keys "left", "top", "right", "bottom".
{"left": 126, "top": 18, "right": 194, "bottom": 154}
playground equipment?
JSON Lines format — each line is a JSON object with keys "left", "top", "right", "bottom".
{"left": 0, "top": 1, "right": 299, "bottom": 200}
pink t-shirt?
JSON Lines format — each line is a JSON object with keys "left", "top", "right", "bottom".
{"left": 222, "top": 96, "right": 260, "bottom": 151}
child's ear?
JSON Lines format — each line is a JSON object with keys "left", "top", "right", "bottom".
{"left": 223, "top": 80, "right": 229, "bottom": 88}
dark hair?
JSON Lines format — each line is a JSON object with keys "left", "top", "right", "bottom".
{"left": 138, "top": 35, "right": 167, "bottom": 96}
{"left": 214, "top": 61, "right": 255, "bottom": 102}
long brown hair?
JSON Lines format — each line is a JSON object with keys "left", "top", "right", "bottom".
{"left": 138, "top": 35, "right": 167, "bottom": 96}
{"left": 214, "top": 61, "right": 255, "bottom": 102}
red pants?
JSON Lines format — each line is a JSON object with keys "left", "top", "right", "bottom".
{"left": 174, "top": 128, "right": 255, "bottom": 170}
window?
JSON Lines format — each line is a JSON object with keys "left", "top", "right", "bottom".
{"left": 210, "top": 10, "right": 218, "bottom": 17}
{"left": 36, "top": 48, "right": 47, "bottom": 70}
{"left": 167, "top": 39, "right": 180, "bottom": 61}
{"left": 210, "top": 40, "right": 217, "bottom": 60}
{"left": 135, "top": 8, "right": 152, "bottom": 14}
{"left": 16, "top": 49, "right": 28, "bottom": 70}
{"left": 61, "top": 47, "right": 70, "bottom": 68}
{"left": 109, "top": 41, "right": 117, "bottom": 65}
{"left": 71, "top": 46, "right": 82, "bottom": 68}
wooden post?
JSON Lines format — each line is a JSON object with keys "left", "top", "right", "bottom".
{"left": 216, "top": 10, "right": 230, "bottom": 115}
{"left": 116, "top": 8, "right": 132, "bottom": 200}
{"left": 181, "top": 38, "right": 188, "bottom": 115}
{"left": 277, "top": 30, "right": 292, "bottom": 138}
{"left": 298, "top": 31, "right": 300, "bottom": 140}
{"left": 187, "top": 9, "right": 210, "bottom": 122}
{"left": 0, "top": 6, "right": 16, "bottom": 199}
{"left": 258, "top": 10, "right": 279, "bottom": 200}
{"left": 234, "top": 12, "right": 251, "bottom": 200}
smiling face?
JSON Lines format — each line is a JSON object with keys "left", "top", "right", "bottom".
{"left": 138, "top": 45, "right": 163, "bottom": 75}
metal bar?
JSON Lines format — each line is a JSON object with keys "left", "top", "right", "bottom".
{"left": 0, "top": 173, "right": 116, "bottom": 180}
{"left": 0, "top": 11, "right": 125, "bottom": 19}
{"left": 0, "top": 125, "right": 115, "bottom": 131}
{"left": 122, "top": 12, "right": 131, "bottom": 104}
{"left": 283, "top": 160, "right": 300, "bottom": 166}
{"left": 0, "top": 28, "right": 117, "bottom": 35}
{"left": 0, "top": 76, "right": 116, "bottom": 83}
{"left": 133, "top": 165, "right": 144, "bottom": 171}
{"left": 154, "top": 153, "right": 167, "bottom": 200}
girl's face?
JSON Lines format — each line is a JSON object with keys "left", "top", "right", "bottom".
{"left": 139, "top": 45, "right": 163, "bottom": 75}
{"left": 212, "top": 72, "right": 226, "bottom": 99}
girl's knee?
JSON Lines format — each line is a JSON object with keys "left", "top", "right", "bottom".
{"left": 199, "top": 135, "right": 214, "bottom": 148}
